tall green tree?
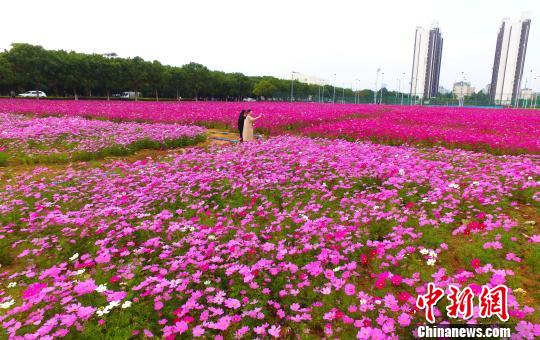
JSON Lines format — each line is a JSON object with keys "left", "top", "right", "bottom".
{"left": 253, "top": 79, "right": 277, "bottom": 98}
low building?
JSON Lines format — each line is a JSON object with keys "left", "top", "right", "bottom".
{"left": 520, "top": 88, "right": 534, "bottom": 100}
{"left": 453, "top": 81, "right": 475, "bottom": 98}
{"left": 288, "top": 72, "right": 329, "bottom": 86}
{"left": 102, "top": 52, "right": 119, "bottom": 59}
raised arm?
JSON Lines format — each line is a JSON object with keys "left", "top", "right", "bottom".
{"left": 252, "top": 115, "right": 262, "bottom": 121}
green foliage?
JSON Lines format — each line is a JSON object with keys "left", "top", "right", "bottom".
{"left": 0, "top": 237, "right": 13, "bottom": 267}
{"left": 0, "top": 152, "right": 8, "bottom": 166}
{"left": 253, "top": 79, "right": 278, "bottom": 98}
{"left": 0, "top": 43, "right": 355, "bottom": 101}
{"left": 2, "top": 134, "right": 206, "bottom": 166}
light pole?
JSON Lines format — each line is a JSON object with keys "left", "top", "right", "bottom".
{"left": 290, "top": 71, "right": 298, "bottom": 102}
{"left": 374, "top": 68, "right": 380, "bottom": 104}
{"left": 401, "top": 72, "right": 405, "bottom": 105}
{"left": 332, "top": 73, "right": 337, "bottom": 103}
{"left": 396, "top": 78, "right": 400, "bottom": 104}
{"left": 379, "top": 72, "right": 385, "bottom": 104}
{"left": 356, "top": 79, "right": 360, "bottom": 104}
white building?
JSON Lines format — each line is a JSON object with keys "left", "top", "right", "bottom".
{"left": 102, "top": 52, "right": 119, "bottom": 59}
{"left": 289, "top": 72, "right": 329, "bottom": 86}
{"left": 410, "top": 22, "right": 443, "bottom": 100}
{"left": 453, "top": 81, "right": 475, "bottom": 98}
{"left": 489, "top": 14, "right": 531, "bottom": 105}
{"left": 520, "top": 88, "right": 534, "bottom": 100}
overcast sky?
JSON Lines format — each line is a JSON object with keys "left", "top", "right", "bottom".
{"left": 1, "top": 0, "right": 539, "bottom": 91}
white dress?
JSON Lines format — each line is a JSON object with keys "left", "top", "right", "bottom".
{"left": 242, "top": 116, "right": 255, "bottom": 141}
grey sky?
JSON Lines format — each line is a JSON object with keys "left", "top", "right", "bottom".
{"left": 1, "top": 0, "right": 538, "bottom": 92}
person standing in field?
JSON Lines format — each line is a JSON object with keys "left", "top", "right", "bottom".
{"left": 237, "top": 109, "right": 246, "bottom": 142}
{"left": 242, "top": 109, "right": 262, "bottom": 142}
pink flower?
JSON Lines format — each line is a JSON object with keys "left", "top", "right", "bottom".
{"left": 268, "top": 325, "right": 281, "bottom": 338}
{"left": 391, "top": 275, "right": 402, "bottom": 286}
{"left": 344, "top": 283, "right": 356, "bottom": 296}
{"left": 236, "top": 326, "right": 249, "bottom": 337}
{"left": 76, "top": 306, "right": 96, "bottom": 320}
{"left": 471, "top": 258, "right": 481, "bottom": 269}
{"left": 505, "top": 252, "right": 522, "bottom": 262}
{"left": 95, "top": 252, "right": 111, "bottom": 264}
{"left": 22, "top": 282, "right": 47, "bottom": 299}
{"left": 397, "top": 313, "right": 411, "bottom": 327}
{"left": 192, "top": 325, "right": 205, "bottom": 337}
{"left": 175, "top": 321, "right": 188, "bottom": 334}
{"left": 106, "top": 290, "right": 127, "bottom": 302}
{"left": 224, "top": 298, "right": 241, "bottom": 309}
{"left": 154, "top": 300, "right": 164, "bottom": 311}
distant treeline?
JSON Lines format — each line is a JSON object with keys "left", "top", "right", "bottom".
{"left": 0, "top": 43, "right": 376, "bottom": 101}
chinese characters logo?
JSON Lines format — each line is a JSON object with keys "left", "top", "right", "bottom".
{"left": 416, "top": 283, "right": 509, "bottom": 323}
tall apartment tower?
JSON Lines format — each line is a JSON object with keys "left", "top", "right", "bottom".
{"left": 490, "top": 14, "right": 531, "bottom": 105}
{"left": 410, "top": 23, "right": 443, "bottom": 100}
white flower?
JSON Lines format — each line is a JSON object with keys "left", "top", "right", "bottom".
{"left": 333, "top": 266, "right": 341, "bottom": 272}
{"left": 359, "top": 299, "right": 367, "bottom": 305}
{"left": 7, "top": 282, "right": 17, "bottom": 288}
{"left": 427, "top": 259, "right": 436, "bottom": 266}
{"left": 472, "top": 181, "right": 479, "bottom": 186}
{"left": 69, "top": 253, "right": 79, "bottom": 261}
{"left": 0, "top": 299, "right": 15, "bottom": 309}
{"left": 121, "top": 300, "right": 132, "bottom": 309}
{"left": 204, "top": 280, "right": 211, "bottom": 285}
{"left": 448, "top": 183, "right": 459, "bottom": 189}
{"left": 95, "top": 284, "right": 108, "bottom": 293}
{"left": 75, "top": 269, "right": 86, "bottom": 275}
{"left": 398, "top": 169, "right": 405, "bottom": 176}
{"left": 375, "top": 300, "right": 381, "bottom": 305}
{"left": 419, "top": 248, "right": 429, "bottom": 255}
{"left": 428, "top": 250, "right": 437, "bottom": 258}
{"left": 108, "top": 300, "right": 120, "bottom": 308}
{"left": 208, "top": 235, "right": 216, "bottom": 241}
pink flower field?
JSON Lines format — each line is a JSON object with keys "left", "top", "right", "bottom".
{"left": 0, "top": 135, "right": 539, "bottom": 338}
{"left": 0, "top": 99, "right": 539, "bottom": 154}
{"left": 0, "top": 101, "right": 539, "bottom": 339}
{"left": 0, "top": 113, "right": 205, "bottom": 165}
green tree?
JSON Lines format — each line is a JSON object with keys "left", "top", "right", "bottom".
{"left": 182, "top": 62, "right": 211, "bottom": 100}
{"left": 253, "top": 79, "right": 277, "bottom": 98}
{"left": 6, "top": 43, "right": 49, "bottom": 99}
{"left": 0, "top": 53, "right": 15, "bottom": 94}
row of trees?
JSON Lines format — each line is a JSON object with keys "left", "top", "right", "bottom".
{"left": 0, "top": 43, "right": 368, "bottom": 101}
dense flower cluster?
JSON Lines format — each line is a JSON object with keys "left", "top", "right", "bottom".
{"left": 0, "top": 113, "right": 205, "bottom": 157}
{"left": 1, "top": 136, "right": 538, "bottom": 338}
{"left": 0, "top": 99, "right": 538, "bottom": 153}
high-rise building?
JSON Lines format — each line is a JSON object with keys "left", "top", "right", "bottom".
{"left": 489, "top": 14, "right": 531, "bottom": 105}
{"left": 410, "top": 23, "right": 443, "bottom": 100}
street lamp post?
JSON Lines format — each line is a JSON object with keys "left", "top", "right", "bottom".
{"left": 401, "top": 73, "right": 405, "bottom": 105}
{"left": 332, "top": 73, "right": 337, "bottom": 103}
{"left": 374, "top": 68, "right": 380, "bottom": 104}
{"left": 290, "top": 71, "right": 297, "bottom": 102}
{"left": 379, "top": 72, "right": 385, "bottom": 104}
{"left": 356, "top": 79, "right": 360, "bottom": 104}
